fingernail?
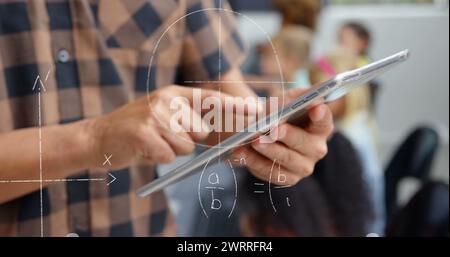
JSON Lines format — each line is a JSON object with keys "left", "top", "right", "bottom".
{"left": 312, "top": 105, "right": 326, "bottom": 122}
{"left": 232, "top": 147, "right": 242, "bottom": 155}
{"left": 259, "top": 134, "right": 275, "bottom": 144}
{"left": 278, "top": 125, "right": 287, "bottom": 139}
{"left": 253, "top": 139, "right": 267, "bottom": 150}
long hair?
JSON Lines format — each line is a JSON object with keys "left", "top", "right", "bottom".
{"left": 273, "top": 0, "right": 321, "bottom": 30}
{"left": 239, "top": 132, "right": 374, "bottom": 236}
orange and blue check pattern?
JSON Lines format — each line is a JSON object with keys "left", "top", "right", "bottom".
{"left": 0, "top": 0, "right": 245, "bottom": 236}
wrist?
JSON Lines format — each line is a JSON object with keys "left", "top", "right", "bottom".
{"left": 68, "top": 118, "right": 99, "bottom": 170}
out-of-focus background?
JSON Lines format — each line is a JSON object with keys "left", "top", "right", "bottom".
{"left": 162, "top": 0, "right": 449, "bottom": 237}
{"left": 232, "top": 0, "right": 449, "bottom": 187}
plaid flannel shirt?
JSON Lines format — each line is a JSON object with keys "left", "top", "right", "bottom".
{"left": 0, "top": 0, "right": 245, "bottom": 236}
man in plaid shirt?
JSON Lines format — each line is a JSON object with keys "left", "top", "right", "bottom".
{"left": 0, "top": 0, "right": 333, "bottom": 236}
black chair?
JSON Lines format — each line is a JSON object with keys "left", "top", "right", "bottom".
{"left": 384, "top": 126, "right": 440, "bottom": 226}
{"left": 387, "top": 181, "right": 449, "bottom": 237}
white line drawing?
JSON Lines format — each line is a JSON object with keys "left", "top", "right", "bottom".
{"left": 184, "top": 80, "right": 297, "bottom": 84}
{"left": 142, "top": 4, "right": 291, "bottom": 221}
{"left": 102, "top": 154, "right": 113, "bottom": 166}
{"left": 3, "top": 67, "right": 118, "bottom": 237}
{"left": 267, "top": 160, "right": 294, "bottom": 212}
{"left": 227, "top": 159, "right": 238, "bottom": 218}
{"left": 253, "top": 182, "right": 265, "bottom": 194}
{"left": 32, "top": 68, "right": 51, "bottom": 92}
{"left": 210, "top": 190, "right": 222, "bottom": 210}
{"left": 106, "top": 173, "right": 117, "bottom": 186}
{"left": 38, "top": 78, "right": 44, "bottom": 237}
{"left": 233, "top": 155, "right": 247, "bottom": 165}
{"left": 198, "top": 158, "right": 212, "bottom": 218}
{"left": 31, "top": 67, "right": 51, "bottom": 237}
{"left": 205, "top": 186, "right": 225, "bottom": 190}
{"left": 274, "top": 185, "right": 292, "bottom": 189}
{"left": 268, "top": 159, "right": 277, "bottom": 213}
{"left": 145, "top": 6, "right": 286, "bottom": 149}
{"left": 208, "top": 172, "right": 220, "bottom": 185}
{"left": 276, "top": 162, "right": 287, "bottom": 183}
{"left": 0, "top": 173, "right": 116, "bottom": 186}
{"left": 1, "top": 178, "right": 104, "bottom": 183}
{"left": 217, "top": 0, "right": 223, "bottom": 165}
{"left": 197, "top": 158, "right": 237, "bottom": 219}
{"left": 2, "top": 3, "right": 293, "bottom": 236}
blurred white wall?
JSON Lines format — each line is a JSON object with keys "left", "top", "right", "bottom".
{"left": 237, "top": 4, "right": 449, "bottom": 187}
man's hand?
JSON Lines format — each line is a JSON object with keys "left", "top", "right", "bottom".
{"left": 85, "top": 85, "right": 241, "bottom": 170}
{"left": 232, "top": 88, "right": 334, "bottom": 186}
{"left": 0, "top": 84, "right": 255, "bottom": 203}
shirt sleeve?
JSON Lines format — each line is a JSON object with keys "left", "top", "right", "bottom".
{"left": 179, "top": 0, "right": 247, "bottom": 82}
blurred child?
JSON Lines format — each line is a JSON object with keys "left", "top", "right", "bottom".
{"left": 259, "top": 0, "right": 321, "bottom": 88}
{"left": 339, "top": 22, "right": 380, "bottom": 108}
{"left": 241, "top": 0, "right": 321, "bottom": 93}
{"left": 339, "top": 22, "right": 371, "bottom": 65}
{"left": 273, "top": 0, "right": 321, "bottom": 31}
{"left": 240, "top": 132, "right": 374, "bottom": 237}
{"left": 310, "top": 47, "right": 385, "bottom": 235}
{"left": 258, "top": 25, "right": 313, "bottom": 87}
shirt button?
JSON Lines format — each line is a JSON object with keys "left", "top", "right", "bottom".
{"left": 57, "top": 49, "right": 70, "bottom": 63}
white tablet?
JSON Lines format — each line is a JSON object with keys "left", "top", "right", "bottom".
{"left": 137, "top": 49, "right": 410, "bottom": 197}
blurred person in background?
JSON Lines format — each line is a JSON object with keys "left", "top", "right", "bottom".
{"left": 339, "top": 22, "right": 385, "bottom": 234}
{"left": 241, "top": 0, "right": 321, "bottom": 92}
{"left": 239, "top": 131, "right": 374, "bottom": 237}
{"left": 339, "top": 22, "right": 380, "bottom": 109}
{"left": 339, "top": 22, "right": 371, "bottom": 67}
{"left": 239, "top": 0, "right": 375, "bottom": 237}
{"left": 258, "top": 26, "right": 313, "bottom": 88}
{"left": 267, "top": 0, "right": 321, "bottom": 88}
{"left": 310, "top": 46, "right": 385, "bottom": 235}
{"left": 239, "top": 45, "right": 376, "bottom": 237}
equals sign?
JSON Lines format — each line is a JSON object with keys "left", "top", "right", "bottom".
{"left": 253, "top": 182, "right": 265, "bottom": 194}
